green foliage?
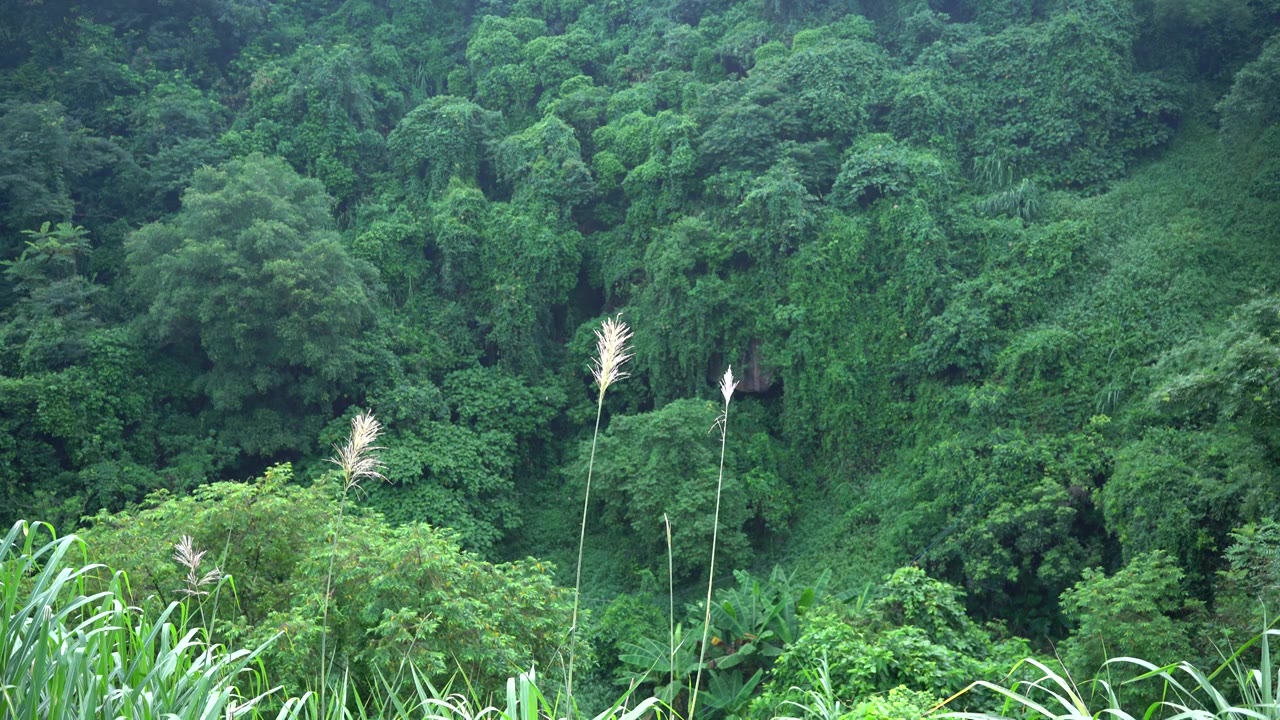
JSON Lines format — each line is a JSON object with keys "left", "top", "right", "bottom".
{"left": 2, "top": 221, "right": 100, "bottom": 371}
{"left": 4, "top": 2, "right": 1280, "bottom": 715}
{"left": 773, "top": 656, "right": 939, "bottom": 720}
{"left": 831, "top": 135, "right": 955, "bottom": 209}
{"left": 1153, "top": 294, "right": 1280, "bottom": 453}
{"left": 887, "top": 64, "right": 962, "bottom": 148}
{"left": 0, "top": 327, "right": 165, "bottom": 529}
{"left": 223, "top": 44, "right": 389, "bottom": 210}
{"left": 613, "top": 567, "right": 827, "bottom": 716}
{"left": 753, "top": 568, "right": 1026, "bottom": 718}
{"left": 1215, "top": 519, "right": 1280, "bottom": 640}
{"left": 1059, "top": 552, "right": 1202, "bottom": 686}
{"left": 494, "top": 115, "right": 596, "bottom": 215}
{"left": 706, "top": 567, "right": 830, "bottom": 675}
{"left": 735, "top": 162, "right": 818, "bottom": 252}
{"left": 951, "top": 10, "right": 1179, "bottom": 186}
{"left": 941, "top": 621, "right": 1280, "bottom": 719}
{"left": 83, "top": 464, "right": 571, "bottom": 698}
{"left": 125, "top": 153, "right": 377, "bottom": 455}
{"left": 907, "top": 423, "right": 1110, "bottom": 635}
{"left": 768, "top": 211, "right": 896, "bottom": 470}
{"left": 347, "top": 202, "right": 429, "bottom": 305}
{"left": 0, "top": 520, "right": 286, "bottom": 719}
{"left": 572, "top": 398, "right": 784, "bottom": 579}
{"left": 773, "top": 36, "right": 892, "bottom": 146}
{"left": 971, "top": 158, "right": 1044, "bottom": 222}
{"left": 617, "top": 623, "right": 705, "bottom": 709}
{"left": 590, "top": 592, "right": 668, "bottom": 679}
{"left": 696, "top": 84, "right": 799, "bottom": 175}
{"left": 388, "top": 96, "right": 500, "bottom": 200}
{"left": 1100, "top": 425, "right": 1267, "bottom": 595}
{"left": 846, "top": 686, "right": 939, "bottom": 720}
{"left": 374, "top": 421, "right": 514, "bottom": 546}
{"left": 1218, "top": 35, "right": 1280, "bottom": 141}
{"left": 466, "top": 15, "right": 547, "bottom": 114}
{"left": 477, "top": 204, "right": 583, "bottom": 367}
{"left": 128, "top": 77, "right": 231, "bottom": 205}
{"left": 627, "top": 216, "right": 765, "bottom": 403}
{"left": 0, "top": 102, "right": 126, "bottom": 241}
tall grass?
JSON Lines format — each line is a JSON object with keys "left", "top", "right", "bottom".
{"left": 286, "top": 665, "right": 664, "bottom": 720}
{"left": 0, "top": 519, "right": 285, "bottom": 719}
{"left": 374, "top": 667, "right": 663, "bottom": 720}
{"left": 665, "top": 512, "right": 675, "bottom": 696}
{"left": 569, "top": 315, "right": 633, "bottom": 700}
{"left": 938, "top": 626, "right": 1280, "bottom": 720}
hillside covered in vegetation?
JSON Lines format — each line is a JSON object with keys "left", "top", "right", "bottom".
{"left": 2, "top": 0, "right": 1280, "bottom": 715}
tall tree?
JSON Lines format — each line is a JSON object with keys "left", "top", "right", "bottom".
{"left": 125, "top": 153, "right": 378, "bottom": 455}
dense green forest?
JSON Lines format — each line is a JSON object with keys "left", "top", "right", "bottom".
{"left": 2, "top": 0, "right": 1280, "bottom": 716}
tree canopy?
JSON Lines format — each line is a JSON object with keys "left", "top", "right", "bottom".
{"left": 1, "top": 0, "right": 1279, "bottom": 712}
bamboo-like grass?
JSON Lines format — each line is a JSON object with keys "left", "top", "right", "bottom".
{"left": 665, "top": 512, "right": 676, "bottom": 699}
{"left": 286, "top": 663, "right": 664, "bottom": 720}
{"left": 0, "top": 519, "right": 286, "bottom": 719}
{"left": 938, "top": 626, "right": 1280, "bottom": 720}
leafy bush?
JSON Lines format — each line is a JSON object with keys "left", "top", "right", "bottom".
{"left": 1058, "top": 551, "right": 1202, "bottom": 698}
{"left": 125, "top": 153, "right": 377, "bottom": 456}
{"left": 752, "top": 568, "right": 1027, "bottom": 718}
{"left": 82, "top": 464, "right": 572, "bottom": 698}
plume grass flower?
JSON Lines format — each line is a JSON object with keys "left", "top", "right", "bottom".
{"left": 591, "top": 314, "right": 635, "bottom": 402}
{"left": 328, "top": 410, "right": 386, "bottom": 494}
{"left": 721, "top": 366, "right": 738, "bottom": 402}
{"left": 173, "top": 535, "right": 223, "bottom": 598}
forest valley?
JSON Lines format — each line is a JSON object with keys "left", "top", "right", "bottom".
{"left": 2, "top": 0, "right": 1280, "bottom": 717}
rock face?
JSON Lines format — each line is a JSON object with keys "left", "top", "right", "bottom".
{"left": 738, "top": 339, "right": 774, "bottom": 394}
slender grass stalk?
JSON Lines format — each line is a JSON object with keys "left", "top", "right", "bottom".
{"left": 375, "top": 663, "right": 662, "bottom": 720}
{"left": 569, "top": 314, "right": 633, "bottom": 700}
{"left": 665, "top": 512, "right": 675, "bottom": 696}
{"left": 935, "top": 657, "right": 1112, "bottom": 720}
{"left": 320, "top": 411, "right": 386, "bottom": 712}
{"left": 936, "top": 627, "right": 1280, "bottom": 720}
{"left": 776, "top": 654, "right": 845, "bottom": 720}
{"left": 689, "top": 366, "right": 738, "bottom": 720}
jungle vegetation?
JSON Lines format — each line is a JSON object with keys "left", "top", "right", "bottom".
{"left": 1, "top": 0, "right": 1279, "bottom": 717}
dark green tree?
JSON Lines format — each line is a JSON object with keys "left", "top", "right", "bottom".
{"left": 125, "top": 153, "right": 378, "bottom": 455}
{"left": 494, "top": 114, "right": 596, "bottom": 216}
{"left": 0, "top": 102, "right": 125, "bottom": 254}
{"left": 1217, "top": 35, "right": 1280, "bottom": 141}
{"left": 223, "top": 45, "right": 388, "bottom": 212}
{"left": 572, "top": 398, "right": 784, "bottom": 579}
